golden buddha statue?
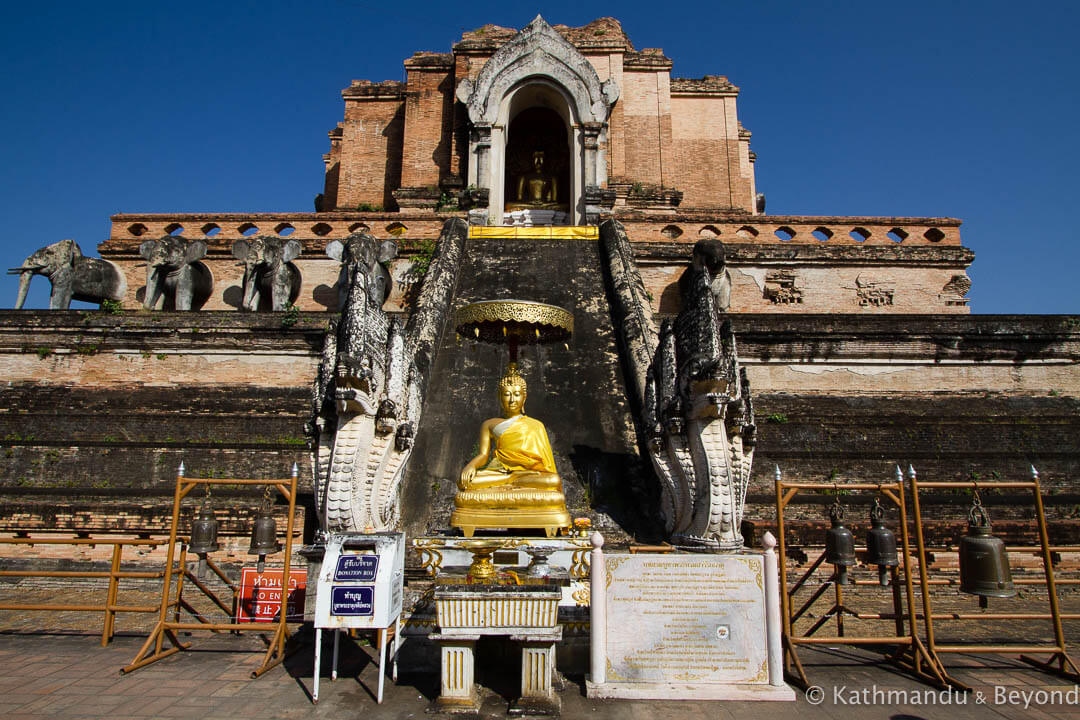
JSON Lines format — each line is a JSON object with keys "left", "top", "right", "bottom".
{"left": 506, "top": 151, "right": 566, "bottom": 211}
{"left": 451, "top": 362, "right": 571, "bottom": 538}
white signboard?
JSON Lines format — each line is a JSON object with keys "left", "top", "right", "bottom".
{"left": 604, "top": 553, "right": 768, "bottom": 685}
{"left": 314, "top": 532, "right": 404, "bottom": 630}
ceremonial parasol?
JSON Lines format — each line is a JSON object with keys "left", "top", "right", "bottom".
{"left": 454, "top": 299, "right": 573, "bottom": 362}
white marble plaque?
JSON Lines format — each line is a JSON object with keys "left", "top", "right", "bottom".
{"left": 604, "top": 553, "right": 768, "bottom": 685}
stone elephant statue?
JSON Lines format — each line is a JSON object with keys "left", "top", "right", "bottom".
{"left": 326, "top": 232, "right": 398, "bottom": 310}
{"left": 9, "top": 238, "right": 126, "bottom": 310}
{"left": 231, "top": 236, "right": 302, "bottom": 311}
{"left": 139, "top": 236, "right": 213, "bottom": 310}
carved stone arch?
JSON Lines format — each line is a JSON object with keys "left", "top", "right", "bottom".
{"left": 457, "top": 15, "right": 620, "bottom": 226}
{"left": 457, "top": 15, "right": 619, "bottom": 126}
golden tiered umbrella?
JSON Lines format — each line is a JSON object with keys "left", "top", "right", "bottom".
{"left": 454, "top": 299, "right": 573, "bottom": 361}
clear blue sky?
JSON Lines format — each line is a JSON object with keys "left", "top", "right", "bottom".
{"left": 2, "top": 1, "right": 1077, "bottom": 313}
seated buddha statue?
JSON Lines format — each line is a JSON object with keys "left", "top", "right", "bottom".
{"left": 506, "top": 151, "right": 566, "bottom": 211}
{"left": 450, "top": 362, "right": 571, "bottom": 538}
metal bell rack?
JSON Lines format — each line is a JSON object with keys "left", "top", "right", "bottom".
{"left": 122, "top": 464, "right": 299, "bottom": 677}
{"left": 908, "top": 465, "right": 1080, "bottom": 689}
{"left": 774, "top": 467, "right": 952, "bottom": 689}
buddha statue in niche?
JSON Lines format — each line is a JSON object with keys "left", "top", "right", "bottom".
{"left": 507, "top": 151, "right": 566, "bottom": 211}
{"left": 451, "top": 362, "right": 571, "bottom": 538}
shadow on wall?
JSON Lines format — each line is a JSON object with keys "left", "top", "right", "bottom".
{"left": 382, "top": 105, "right": 405, "bottom": 211}
{"left": 312, "top": 284, "right": 338, "bottom": 310}
{"left": 567, "top": 444, "right": 662, "bottom": 541}
{"left": 223, "top": 286, "right": 244, "bottom": 309}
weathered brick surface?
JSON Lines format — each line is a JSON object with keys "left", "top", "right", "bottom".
{"left": 744, "top": 392, "right": 1080, "bottom": 528}
{"left": 336, "top": 88, "right": 404, "bottom": 210}
{"left": 319, "top": 18, "right": 759, "bottom": 214}
{"left": 617, "top": 71, "right": 665, "bottom": 184}
{"left": 400, "top": 58, "right": 455, "bottom": 189}
{"left": 102, "top": 215, "right": 969, "bottom": 314}
{"left": 669, "top": 95, "right": 750, "bottom": 209}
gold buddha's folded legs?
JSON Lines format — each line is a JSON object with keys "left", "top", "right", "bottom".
{"left": 451, "top": 471, "right": 570, "bottom": 538}
{"left": 463, "top": 470, "right": 562, "bottom": 492}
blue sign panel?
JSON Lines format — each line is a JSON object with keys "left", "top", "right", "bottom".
{"left": 334, "top": 554, "right": 379, "bottom": 582}
{"left": 331, "top": 586, "right": 374, "bottom": 616}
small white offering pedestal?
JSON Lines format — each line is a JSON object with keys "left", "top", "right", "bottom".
{"left": 431, "top": 583, "right": 564, "bottom": 714}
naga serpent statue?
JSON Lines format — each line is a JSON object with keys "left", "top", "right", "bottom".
{"left": 602, "top": 219, "right": 755, "bottom": 550}
{"left": 309, "top": 219, "right": 466, "bottom": 532}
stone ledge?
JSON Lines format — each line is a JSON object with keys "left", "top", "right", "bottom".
{"left": 635, "top": 242, "right": 975, "bottom": 264}
{"left": 586, "top": 680, "right": 796, "bottom": 701}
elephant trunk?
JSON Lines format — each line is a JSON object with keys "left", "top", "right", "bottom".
{"left": 144, "top": 266, "right": 162, "bottom": 309}
{"left": 242, "top": 264, "right": 260, "bottom": 310}
{"left": 14, "top": 270, "right": 32, "bottom": 309}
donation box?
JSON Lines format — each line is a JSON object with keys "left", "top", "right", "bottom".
{"left": 314, "top": 532, "right": 404, "bottom": 630}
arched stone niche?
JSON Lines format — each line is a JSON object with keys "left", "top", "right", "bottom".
{"left": 456, "top": 15, "right": 619, "bottom": 225}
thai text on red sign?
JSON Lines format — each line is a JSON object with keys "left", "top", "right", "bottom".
{"left": 237, "top": 567, "right": 307, "bottom": 623}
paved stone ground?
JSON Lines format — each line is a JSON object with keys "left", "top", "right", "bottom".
{"left": 3, "top": 584, "right": 1080, "bottom": 719}
{"left": 0, "top": 630, "right": 1079, "bottom": 719}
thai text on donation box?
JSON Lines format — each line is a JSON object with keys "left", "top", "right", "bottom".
{"left": 314, "top": 532, "right": 404, "bottom": 629}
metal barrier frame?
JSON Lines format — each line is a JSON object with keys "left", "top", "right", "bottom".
{"left": 0, "top": 535, "right": 164, "bottom": 645}
{"left": 908, "top": 466, "right": 1080, "bottom": 688}
{"left": 775, "top": 467, "right": 952, "bottom": 689}
{"left": 123, "top": 465, "right": 299, "bottom": 677}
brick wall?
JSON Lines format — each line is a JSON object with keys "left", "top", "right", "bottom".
{"left": 336, "top": 94, "right": 404, "bottom": 210}
{"left": 669, "top": 95, "right": 750, "bottom": 209}
{"left": 400, "top": 58, "right": 455, "bottom": 189}
{"left": 618, "top": 71, "right": 665, "bottom": 184}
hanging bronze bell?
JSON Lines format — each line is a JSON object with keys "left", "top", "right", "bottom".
{"left": 825, "top": 501, "right": 857, "bottom": 585}
{"left": 188, "top": 505, "right": 220, "bottom": 579}
{"left": 865, "top": 498, "right": 899, "bottom": 587}
{"left": 959, "top": 498, "right": 1015, "bottom": 606}
{"left": 248, "top": 506, "right": 280, "bottom": 572}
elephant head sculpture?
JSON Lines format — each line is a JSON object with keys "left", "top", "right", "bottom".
{"left": 9, "top": 238, "right": 126, "bottom": 310}
{"left": 231, "top": 236, "right": 302, "bottom": 311}
{"left": 326, "top": 232, "right": 398, "bottom": 311}
{"left": 138, "top": 236, "right": 213, "bottom": 310}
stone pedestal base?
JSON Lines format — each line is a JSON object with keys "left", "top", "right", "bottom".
{"left": 585, "top": 679, "right": 796, "bottom": 701}
{"left": 503, "top": 209, "right": 570, "bottom": 226}
{"left": 432, "top": 583, "right": 564, "bottom": 714}
{"left": 430, "top": 634, "right": 480, "bottom": 713}
{"left": 509, "top": 632, "right": 561, "bottom": 715}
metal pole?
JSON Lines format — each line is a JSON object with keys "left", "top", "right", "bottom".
{"left": 1030, "top": 466, "right": 1068, "bottom": 652}
{"left": 394, "top": 614, "right": 401, "bottom": 683}
{"left": 102, "top": 543, "right": 122, "bottom": 646}
{"left": 332, "top": 628, "right": 340, "bottom": 681}
{"left": 155, "top": 467, "right": 186, "bottom": 655}
{"left": 378, "top": 627, "right": 387, "bottom": 703}
{"left": 313, "top": 627, "right": 321, "bottom": 704}
{"left": 896, "top": 471, "right": 919, "bottom": 646}
{"left": 774, "top": 466, "right": 793, "bottom": 638}
{"left": 908, "top": 465, "right": 937, "bottom": 653}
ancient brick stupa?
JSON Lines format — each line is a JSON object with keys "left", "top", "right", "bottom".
{"left": 1, "top": 15, "right": 1075, "bottom": 560}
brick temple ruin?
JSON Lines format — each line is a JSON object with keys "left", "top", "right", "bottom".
{"left": 1, "top": 16, "right": 1077, "bottom": 557}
